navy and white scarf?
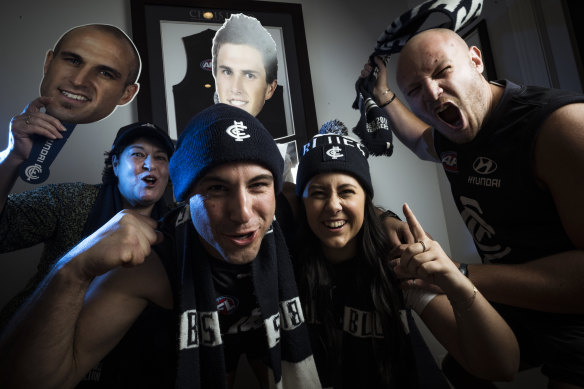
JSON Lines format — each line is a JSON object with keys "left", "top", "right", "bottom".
{"left": 352, "top": 0, "right": 483, "bottom": 156}
{"left": 163, "top": 206, "right": 321, "bottom": 388}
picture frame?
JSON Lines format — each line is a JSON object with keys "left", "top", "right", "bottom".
{"left": 562, "top": 0, "right": 584, "bottom": 91}
{"left": 462, "top": 19, "right": 497, "bottom": 81}
{"left": 130, "top": 0, "right": 318, "bottom": 182}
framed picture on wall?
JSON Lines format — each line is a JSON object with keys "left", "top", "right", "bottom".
{"left": 130, "top": 0, "right": 317, "bottom": 182}
{"left": 462, "top": 19, "right": 497, "bottom": 81}
{"left": 562, "top": 0, "right": 584, "bottom": 91}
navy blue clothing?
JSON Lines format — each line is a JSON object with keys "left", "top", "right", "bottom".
{"left": 434, "top": 80, "right": 584, "bottom": 385}
{"left": 435, "top": 80, "right": 584, "bottom": 263}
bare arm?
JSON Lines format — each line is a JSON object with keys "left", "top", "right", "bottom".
{"left": 458, "top": 104, "right": 584, "bottom": 313}
{"left": 398, "top": 203, "right": 519, "bottom": 381}
{"left": 360, "top": 57, "right": 437, "bottom": 161}
{"left": 0, "top": 97, "right": 66, "bottom": 210}
{"left": 0, "top": 210, "right": 169, "bottom": 389}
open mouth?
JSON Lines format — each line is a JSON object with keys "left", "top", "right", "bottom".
{"left": 142, "top": 176, "right": 157, "bottom": 185}
{"left": 229, "top": 230, "right": 257, "bottom": 245}
{"left": 437, "top": 103, "right": 462, "bottom": 128}
{"left": 233, "top": 232, "right": 254, "bottom": 239}
{"left": 60, "top": 89, "right": 89, "bottom": 102}
{"left": 228, "top": 99, "right": 247, "bottom": 107}
{"left": 323, "top": 220, "right": 346, "bottom": 230}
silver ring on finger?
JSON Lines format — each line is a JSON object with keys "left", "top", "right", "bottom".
{"left": 24, "top": 114, "right": 31, "bottom": 125}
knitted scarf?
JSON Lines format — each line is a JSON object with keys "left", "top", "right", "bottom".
{"left": 169, "top": 207, "right": 320, "bottom": 388}
{"left": 352, "top": 0, "right": 483, "bottom": 156}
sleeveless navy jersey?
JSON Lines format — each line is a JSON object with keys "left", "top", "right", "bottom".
{"left": 173, "top": 29, "right": 217, "bottom": 136}
{"left": 434, "top": 80, "right": 584, "bottom": 263}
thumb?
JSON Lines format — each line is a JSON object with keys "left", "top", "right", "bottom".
{"left": 153, "top": 230, "right": 165, "bottom": 245}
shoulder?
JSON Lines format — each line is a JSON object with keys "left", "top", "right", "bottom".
{"left": 535, "top": 103, "right": 584, "bottom": 173}
{"left": 534, "top": 103, "right": 584, "bottom": 247}
{"left": 7, "top": 182, "right": 98, "bottom": 205}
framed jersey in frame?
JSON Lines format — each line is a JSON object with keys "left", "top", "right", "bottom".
{"left": 130, "top": 0, "right": 318, "bottom": 183}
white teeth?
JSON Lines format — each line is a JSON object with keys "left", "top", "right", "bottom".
{"left": 229, "top": 100, "right": 246, "bottom": 106}
{"left": 437, "top": 105, "right": 447, "bottom": 113}
{"left": 61, "top": 90, "right": 88, "bottom": 101}
{"left": 144, "top": 177, "right": 156, "bottom": 183}
{"left": 324, "top": 220, "right": 345, "bottom": 228}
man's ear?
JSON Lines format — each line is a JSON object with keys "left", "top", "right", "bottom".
{"left": 43, "top": 50, "right": 55, "bottom": 75}
{"left": 117, "top": 83, "right": 140, "bottom": 106}
{"left": 469, "top": 46, "right": 484, "bottom": 75}
{"left": 264, "top": 79, "right": 278, "bottom": 101}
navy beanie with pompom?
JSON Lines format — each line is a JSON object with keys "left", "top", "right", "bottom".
{"left": 296, "top": 119, "right": 373, "bottom": 198}
{"left": 169, "top": 103, "right": 284, "bottom": 202}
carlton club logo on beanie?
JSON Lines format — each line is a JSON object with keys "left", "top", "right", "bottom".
{"left": 169, "top": 104, "right": 284, "bottom": 202}
{"left": 296, "top": 132, "right": 373, "bottom": 198}
{"left": 324, "top": 145, "right": 346, "bottom": 161}
{"left": 225, "top": 121, "right": 251, "bottom": 141}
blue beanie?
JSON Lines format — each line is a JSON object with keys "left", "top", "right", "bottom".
{"left": 296, "top": 130, "right": 373, "bottom": 198}
{"left": 169, "top": 104, "right": 284, "bottom": 202}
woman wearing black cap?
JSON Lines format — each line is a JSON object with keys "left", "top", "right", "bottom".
{"left": 0, "top": 122, "right": 176, "bottom": 388}
{"left": 293, "top": 123, "right": 519, "bottom": 388}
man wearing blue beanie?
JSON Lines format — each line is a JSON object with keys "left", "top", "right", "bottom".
{"left": 0, "top": 104, "right": 321, "bottom": 389}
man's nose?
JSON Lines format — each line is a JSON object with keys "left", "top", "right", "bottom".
{"left": 423, "top": 79, "right": 443, "bottom": 100}
{"left": 230, "top": 189, "right": 253, "bottom": 223}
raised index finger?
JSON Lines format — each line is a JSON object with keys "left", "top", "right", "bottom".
{"left": 402, "top": 203, "right": 426, "bottom": 241}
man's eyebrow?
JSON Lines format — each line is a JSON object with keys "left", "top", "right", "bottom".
{"left": 58, "top": 51, "right": 82, "bottom": 61}
{"left": 199, "top": 173, "right": 273, "bottom": 185}
{"left": 249, "top": 174, "right": 274, "bottom": 183}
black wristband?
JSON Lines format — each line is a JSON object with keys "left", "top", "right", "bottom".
{"left": 378, "top": 92, "right": 396, "bottom": 108}
{"left": 379, "top": 209, "right": 401, "bottom": 222}
{"left": 458, "top": 263, "right": 469, "bottom": 277}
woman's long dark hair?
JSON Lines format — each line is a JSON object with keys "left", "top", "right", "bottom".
{"left": 294, "top": 194, "right": 416, "bottom": 387}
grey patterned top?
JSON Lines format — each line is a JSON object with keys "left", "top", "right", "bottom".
{"left": 0, "top": 182, "right": 100, "bottom": 326}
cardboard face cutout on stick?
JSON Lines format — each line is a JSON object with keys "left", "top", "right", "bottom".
{"left": 19, "top": 23, "right": 141, "bottom": 184}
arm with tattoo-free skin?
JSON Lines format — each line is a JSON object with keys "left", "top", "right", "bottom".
{"left": 0, "top": 210, "right": 171, "bottom": 389}
{"left": 0, "top": 97, "right": 66, "bottom": 211}
{"left": 396, "top": 203, "right": 519, "bottom": 381}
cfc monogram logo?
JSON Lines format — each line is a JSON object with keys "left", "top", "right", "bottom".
{"left": 325, "top": 146, "right": 344, "bottom": 160}
{"left": 226, "top": 121, "right": 251, "bottom": 141}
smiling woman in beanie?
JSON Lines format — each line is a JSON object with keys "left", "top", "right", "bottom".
{"left": 292, "top": 120, "right": 519, "bottom": 388}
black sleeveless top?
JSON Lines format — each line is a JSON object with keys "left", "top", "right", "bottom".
{"left": 434, "top": 80, "right": 584, "bottom": 263}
